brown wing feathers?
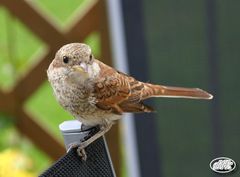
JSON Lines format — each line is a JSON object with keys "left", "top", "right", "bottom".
{"left": 94, "top": 61, "right": 212, "bottom": 114}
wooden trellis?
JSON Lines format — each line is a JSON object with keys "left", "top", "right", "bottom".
{"left": 0, "top": 0, "right": 120, "bottom": 175}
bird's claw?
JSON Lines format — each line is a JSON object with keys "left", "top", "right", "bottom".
{"left": 67, "top": 142, "right": 87, "bottom": 161}
{"left": 77, "top": 147, "right": 87, "bottom": 161}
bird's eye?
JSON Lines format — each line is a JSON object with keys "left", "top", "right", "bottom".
{"left": 89, "top": 54, "right": 93, "bottom": 61}
{"left": 63, "top": 56, "right": 69, "bottom": 64}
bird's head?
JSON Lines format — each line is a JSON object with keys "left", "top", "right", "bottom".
{"left": 47, "top": 43, "right": 100, "bottom": 82}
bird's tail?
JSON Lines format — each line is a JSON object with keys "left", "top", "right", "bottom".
{"left": 143, "top": 83, "right": 213, "bottom": 100}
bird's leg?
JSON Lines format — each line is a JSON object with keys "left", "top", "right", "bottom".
{"left": 76, "top": 122, "right": 113, "bottom": 157}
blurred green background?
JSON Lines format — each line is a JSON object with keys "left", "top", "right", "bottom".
{"left": 143, "top": 0, "right": 240, "bottom": 176}
{"left": 0, "top": 0, "right": 101, "bottom": 175}
{"left": 0, "top": 0, "right": 239, "bottom": 176}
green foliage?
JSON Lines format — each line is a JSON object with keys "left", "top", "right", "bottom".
{"left": 0, "top": 0, "right": 100, "bottom": 175}
{"left": 0, "top": 7, "right": 43, "bottom": 89}
{"left": 34, "top": 0, "right": 87, "bottom": 28}
{"left": 0, "top": 114, "right": 50, "bottom": 173}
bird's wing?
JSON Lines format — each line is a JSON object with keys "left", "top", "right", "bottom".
{"left": 93, "top": 61, "right": 152, "bottom": 114}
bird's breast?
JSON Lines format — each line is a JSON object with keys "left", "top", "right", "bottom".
{"left": 50, "top": 77, "right": 120, "bottom": 126}
{"left": 51, "top": 78, "right": 93, "bottom": 111}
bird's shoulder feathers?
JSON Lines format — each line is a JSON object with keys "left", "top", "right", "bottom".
{"left": 93, "top": 61, "right": 154, "bottom": 114}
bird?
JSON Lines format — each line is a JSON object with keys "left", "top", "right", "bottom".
{"left": 47, "top": 43, "right": 213, "bottom": 160}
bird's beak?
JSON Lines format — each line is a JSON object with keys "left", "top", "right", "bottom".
{"left": 72, "top": 63, "right": 88, "bottom": 74}
{"left": 72, "top": 65, "right": 85, "bottom": 73}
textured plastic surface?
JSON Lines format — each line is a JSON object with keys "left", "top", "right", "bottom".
{"left": 59, "top": 120, "right": 82, "bottom": 133}
{"left": 39, "top": 136, "right": 115, "bottom": 177}
{"left": 59, "top": 120, "right": 90, "bottom": 150}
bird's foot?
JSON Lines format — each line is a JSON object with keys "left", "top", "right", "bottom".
{"left": 77, "top": 147, "right": 87, "bottom": 161}
{"left": 67, "top": 142, "right": 87, "bottom": 161}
